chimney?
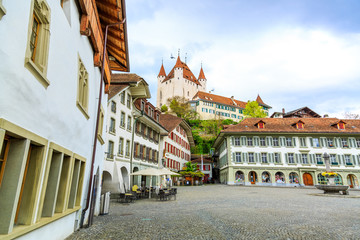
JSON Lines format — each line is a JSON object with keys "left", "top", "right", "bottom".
{"left": 282, "top": 108, "right": 285, "bottom": 114}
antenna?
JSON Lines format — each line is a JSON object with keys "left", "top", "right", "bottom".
{"left": 170, "top": 54, "right": 175, "bottom": 59}
{"left": 162, "top": 58, "right": 163, "bottom": 64}
{"left": 185, "top": 53, "right": 187, "bottom": 63}
{"left": 178, "top": 48, "right": 180, "bottom": 57}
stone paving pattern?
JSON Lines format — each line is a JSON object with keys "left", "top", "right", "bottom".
{"left": 68, "top": 185, "right": 360, "bottom": 240}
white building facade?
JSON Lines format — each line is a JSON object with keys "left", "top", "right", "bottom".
{"left": 0, "top": 0, "right": 129, "bottom": 239}
{"left": 156, "top": 56, "right": 207, "bottom": 108}
{"left": 213, "top": 118, "right": 360, "bottom": 188}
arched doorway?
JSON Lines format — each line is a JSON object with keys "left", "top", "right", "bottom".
{"left": 303, "top": 173, "right": 313, "bottom": 186}
{"left": 275, "top": 172, "right": 285, "bottom": 184}
{"left": 289, "top": 172, "right": 299, "bottom": 184}
{"left": 121, "top": 167, "right": 129, "bottom": 192}
{"left": 347, "top": 174, "right": 358, "bottom": 188}
{"left": 248, "top": 171, "right": 257, "bottom": 184}
{"left": 261, "top": 171, "right": 271, "bottom": 183}
{"left": 235, "top": 171, "right": 244, "bottom": 183}
{"left": 101, "top": 171, "right": 112, "bottom": 193}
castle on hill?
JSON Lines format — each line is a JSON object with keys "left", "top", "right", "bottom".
{"left": 156, "top": 56, "right": 207, "bottom": 108}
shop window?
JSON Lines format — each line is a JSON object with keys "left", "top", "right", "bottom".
{"left": 25, "top": 0, "right": 51, "bottom": 87}
{"left": 275, "top": 172, "right": 285, "bottom": 183}
{"left": 262, "top": 171, "right": 271, "bottom": 183}
{"left": 289, "top": 172, "right": 299, "bottom": 184}
{"left": 77, "top": 57, "right": 89, "bottom": 118}
{"left": 235, "top": 171, "right": 244, "bottom": 183}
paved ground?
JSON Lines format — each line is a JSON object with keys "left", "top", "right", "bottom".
{"left": 68, "top": 185, "right": 360, "bottom": 240}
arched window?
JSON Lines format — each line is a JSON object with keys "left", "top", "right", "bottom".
{"left": 289, "top": 172, "right": 299, "bottom": 184}
{"left": 334, "top": 175, "right": 343, "bottom": 185}
{"left": 275, "top": 172, "right": 285, "bottom": 183}
{"left": 317, "top": 173, "right": 327, "bottom": 185}
{"left": 261, "top": 171, "right": 271, "bottom": 183}
{"left": 235, "top": 171, "right": 244, "bottom": 183}
{"left": 249, "top": 171, "right": 257, "bottom": 184}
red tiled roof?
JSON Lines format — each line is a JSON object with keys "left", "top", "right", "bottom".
{"left": 111, "top": 73, "right": 144, "bottom": 84}
{"left": 256, "top": 94, "right": 271, "bottom": 108}
{"left": 158, "top": 64, "right": 166, "bottom": 77}
{"left": 222, "top": 118, "right": 360, "bottom": 134}
{"left": 163, "top": 57, "right": 201, "bottom": 85}
{"left": 191, "top": 158, "right": 213, "bottom": 164}
{"left": 193, "top": 91, "right": 247, "bottom": 108}
{"left": 198, "top": 67, "right": 206, "bottom": 79}
{"left": 108, "top": 84, "right": 128, "bottom": 99}
{"left": 159, "top": 114, "right": 183, "bottom": 132}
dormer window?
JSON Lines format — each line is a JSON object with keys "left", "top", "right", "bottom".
{"left": 296, "top": 121, "right": 304, "bottom": 129}
{"left": 255, "top": 120, "right": 265, "bottom": 129}
{"left": 338, "top": 122, "right": 345, "bottom": 130}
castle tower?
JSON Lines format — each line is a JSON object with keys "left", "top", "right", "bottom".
{"left": 198, "top": 65, "right": 207, "bottom": 92}
{"left": 157, "top": 63, "right": 166, "bottom": 108}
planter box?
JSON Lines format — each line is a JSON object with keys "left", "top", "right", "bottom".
{"left": 317, "top": 161, "right": 324, "bottom": 165}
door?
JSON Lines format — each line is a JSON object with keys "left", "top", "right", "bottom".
{"left": 347, "top": 175, "right": 354, "bottom": 188}
{"left": 249, "top": 171, "right": 257, "bottom": 184}
{"left": 303, "top": 173, "right": 313, "bottom": 186}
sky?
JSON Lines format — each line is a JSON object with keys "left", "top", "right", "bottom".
{"left": 125, "top": 0, "right": 360, "bottom": 118}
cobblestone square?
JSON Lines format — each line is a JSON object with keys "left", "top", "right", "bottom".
{"left": 68, "top": 185, "right": 360, "bottom": 240}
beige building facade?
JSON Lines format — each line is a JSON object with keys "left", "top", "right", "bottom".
{"left": 213, "top": 118, "right": 360, "bottom": 188}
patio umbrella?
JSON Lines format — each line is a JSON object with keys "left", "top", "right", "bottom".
{"left": 159, "top": 168, "right": 181, "bottom": 176}
{"left": 130, "top": 167, "right": 163, "bottom": 199}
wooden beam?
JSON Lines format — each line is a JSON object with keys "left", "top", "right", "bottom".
{"left": 107, "top": 43, "right": 126, "bottom": 57}
{"left": 96, "top": 1, "right": 121, "bottom": 12}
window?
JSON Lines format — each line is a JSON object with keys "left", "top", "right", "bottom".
{"left": 260, "top": 137, "right": 266, "bottom": 146}
{"left": 127, "top": 93, "right": 131, "bottom": 108}
{"left": 330, "top": 154, "right": 337, "bottom": 165}
{"left": 296, "top": 122, "right": 304, "bottom": 129}
{"left": 97, "top": 106, "right": 105, "bottom": 145}
{"left": 356, "top": 139, "right": 360, "bottom": 148}
{"left": 25, "top": 0, "right": 51, "bottom": 87}
{"left": 273, "top": 138, "right": 279, "bottom": 147}
{"left": 127, "top": 116, "right": 132, "bottom": 131}
{"left": 286, "top": 137, "right": 292, "bottom": 147}
{"left": 0, "top": 0, "right": 6, "bottom": 20}
{"left": 141, "top": 101, "right": 145, "bottom": 111}
{"left": 111, "top": 101, "right": 116, "bottom": 113}
{"left": 76, "top": 57, "right": 89, "bottom": 118}
{"left": 234, "top": 137, "right": 240, "bottom": 146}
{"left": 107, "top": 141, "right": 114, "bottom": 158}
{"left": 125, "top": 140, "right": 130, "bottom": 157}
{"left": 120, "top": 92, "right": 125, "bottom": 104}
{"left": 341, "top": 138, "right": 348, "bottom": 148}
{"left": 312, "top": 138, "right": 320, "bottom": 147}
{"left": 248, "top": 153, "right": 254, "bottom": 163}
{"left": 0, "top": 136, "right": 10, "bottom": 186}
{"left": 338, "top": 122, "right": 345, "bottom": 130}
{"left": 247, "top": 137, "right": 253, "bottom": 146}
{"left": 258, "top": 122, "right": 264, "bottom": 129}
{"left": 274, "top": 153, "right": 280, "bottom": 163}
{"left": 299, "top": 137, "right": 306, "bottom": 147}
{"left": 235, "top": 152, "right": 241, "bottom": 162}
{"left": 261, "top": 153, "right": 267, "bottom": 163}
{"left": 109, "top": 118, "right": 115, "bottom": 133}
{"left": 301, "top": 154, "right": 308, "bottom": 164}
{"left": 327, "top": 138, "right": 334, "bottom": 147}
{"left": 118, "top": 138, "right": 124, "bottom": 156}
{"left": 345, "top": 155, "right": 352, "bottom": 165}
{"left": 288, "top": 153, "right": 295, "bottom": 164}
{"left": 139, "top": 144, "right": 143, "bottom": 159}
{"left": 120, "top": 112, "right": 125, "bottom": 128}
{"left": 315, "top": 154, "right": 322, "bottom": 164}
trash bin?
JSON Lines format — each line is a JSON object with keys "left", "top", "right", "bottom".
{"left": 100, "top": 192, "right": 110, "bottom": 215}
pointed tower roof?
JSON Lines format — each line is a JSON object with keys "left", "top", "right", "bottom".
{"left": 198, "top": 66, "right": 206, "bottom": 79}
{"left": 158, "top": 63, "right": 166, "bottom": 77}
{"left": 256, "top": 94, "right": 272, "bottom": 108}
{"left": 174, "top": 55, "right": 182, "bottom": 68}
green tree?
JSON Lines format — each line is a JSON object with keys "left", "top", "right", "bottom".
{"left": 167, "top": 96, "right": 198, "bottom": 120}
{"left": 243, "top": 101, "right": 267, "bottom": 118}
{"left": 160, "top": 104, "right": 168, "bottom": 112}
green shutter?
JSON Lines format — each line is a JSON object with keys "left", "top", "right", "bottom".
{"left": 266, "top": 137, "right": 272, "bottom": 147}
{"left": 310, "top": 154, "right": 315, "bottom": 164}
{"left": 309, "top": 137, "right": 313, "bottom": 147}
{"left": 242, "top": 152, "right": 247, "bottom": 163}
{"left": 292, "top": 137, "right": 296, "bottom": 147}
{"left": 295, "top": 153, "right": 300, "bottom": 163}
{"left": 320, "top": 138, "right": 326, "bottom": 147}
{"left": 231, "top": 137, "right": 234, "bottom": 146}
{"left": 285, "top": 153, "right": 288, "bottom": 163}
{"left": 232, "top": 152, "right": 235, "bottom": 162}
{"left": 241, "top": 136, "right": 246, "bottom": 145}
{"left": 280, "top": 137, "right": 285, "bottom": 147}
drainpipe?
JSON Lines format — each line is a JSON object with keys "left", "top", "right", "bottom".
{"left": 130, "top": 103, "right": 143, "bottom": 187}
{"left": 80, "top": 19, "right": 126, "bottom": 228}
